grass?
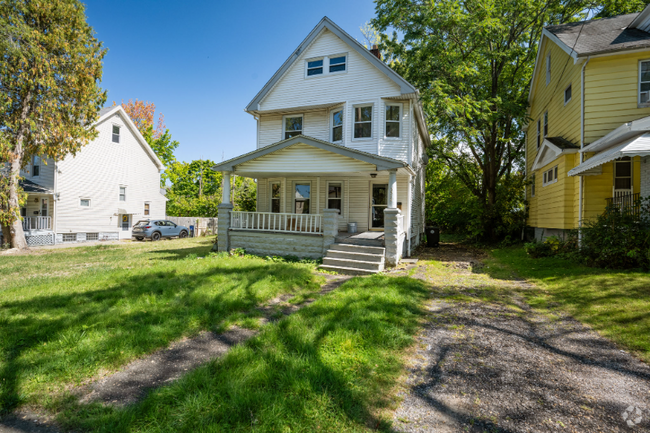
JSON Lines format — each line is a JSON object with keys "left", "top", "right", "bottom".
{"left": 56, "top": 275, "right": 428, "bottom": 432}
{"left": 484, "top": 246, "right": 650, "bottom": 362}
{"left": 0, "top": 238, "right": 325, "bottom": 413}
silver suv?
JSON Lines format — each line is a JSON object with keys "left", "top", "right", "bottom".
{"left": 132, "top": 219, "right": 189, "bottom": 241}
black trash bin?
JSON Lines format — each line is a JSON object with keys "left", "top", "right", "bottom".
{"left": 425, "top": 226, "right": 439, "bottom": 247}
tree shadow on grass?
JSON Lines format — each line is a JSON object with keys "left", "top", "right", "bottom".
{"left": 0, "top": 257, "right": 319, "bottom": 415}
{"left": 53, "top": 275, "right": 429, "bottom": 432}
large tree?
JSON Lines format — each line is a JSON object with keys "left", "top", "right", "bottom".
{"left": 0, "top": 0, "right": 106, "bottom": 248}
{"left": 373, "top": 0, "right": 643, "bottom": 239}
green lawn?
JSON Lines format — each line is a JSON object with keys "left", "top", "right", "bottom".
{"left": 485, "top": 246, "right": 650, "bottom": 362}
{"left": 0, "top": 239, "right": 324, "bottom": 413}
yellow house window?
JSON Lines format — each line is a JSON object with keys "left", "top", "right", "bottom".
{"left": 543, "top": 165, "right": 558, "bottom": 186}
{"left": 640, "top": 60, "right": 650, "bottom": 105}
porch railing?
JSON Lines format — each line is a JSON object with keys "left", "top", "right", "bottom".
{"left": 22, "top": 216, "right": 52, "bottom": 231}
{"left": 231, "top": 211, "right": 323, "bottom": 234}
{"left": 605, "top": 192, "right": 640, "bottom": 218}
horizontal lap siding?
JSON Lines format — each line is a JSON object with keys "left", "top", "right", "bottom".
{"left": 56, "top": 113, "right": 165, "bottom": 234}
{"left": 527, "top": 40, "right": 582, "bottom": 230}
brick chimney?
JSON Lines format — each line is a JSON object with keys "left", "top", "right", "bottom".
{"left": 370, "top": 44, "right": 382, "bottom": 60}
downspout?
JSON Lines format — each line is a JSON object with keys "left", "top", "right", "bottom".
{"left": 579, "top": 56, "right": 590, "bottom": 242}
{"left": 53, "top": 161, "right": 58, "bottom": 244}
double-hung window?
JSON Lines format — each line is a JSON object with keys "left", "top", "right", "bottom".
{"left": 640, "top": 60, "right": 650, "bottom": 105}
{"left": 144, "top": 203, "right": 150, "bottom": 216}
{"left": 32, "top": 156, "right": 40, "bottom": 177}
{"left": 353, "top": 105, "right": 372, "bottom": 139}
{"left": 112, "top": 125, "right": 121, "bottom": 143}
{"left": 306, "top": 55, "right": 347, "bottom": 77}
{"left": 536, "top": 120, "right": 541, "bottom": 149}
{"left": 329, "top": 55, "right": 346, "bottom": 73}
{"left": 331, "top": 109, "right": 343, "bottom": 142}
{"left": 283, "top": 115, "right": 303, "bottom": 139}
{"left": 385, "top": 104, "right": 401, "bottom": 138}
{"left": 307, "top": 58, "right": 324, "bottom": 76}
{"left": 564, "top": 84, "right": 572, "bottom": 105}
{"left": 327, "top": 182, "right": 342, "bottom": 213}
{"left": 119, "top": 186, "right": 126, "bottom": 201}
{"left": 271, "top": 182, "right": 281, "bottom": 213}
{"left": 543, "top": 112, "right": 548, "bottom": 138}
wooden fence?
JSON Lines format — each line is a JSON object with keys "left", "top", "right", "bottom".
{"left": 165, "top": 216, "right": 217, "bottom": 236}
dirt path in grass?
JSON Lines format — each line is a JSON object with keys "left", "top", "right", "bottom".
{"left": 0, "top": 274, "right": 351, "bottom": 433}
{"left": 392, "top": 244, "right": 650, "bottom": 432}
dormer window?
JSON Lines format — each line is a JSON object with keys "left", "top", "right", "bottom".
{"left": 112, "top": 125, "right": 120, "bottom": 143}
{"left": 307, "top": 59, "right": 324, "bottom": 76}
{"left": 283, "top": 115, "right": 303, "bottom": 139}
{"left": 329, "top": 55, "right": 346, "bottom": 73}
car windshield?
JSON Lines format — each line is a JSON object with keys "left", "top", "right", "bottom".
{"left": 134, "top": 220, "right": 150, "bottom": 227}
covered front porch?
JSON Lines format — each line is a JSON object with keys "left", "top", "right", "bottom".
{"left": 212, "top": 135, "right": 413, "bottom": 266}
{"left": 20, "top": 180, "right": 55, "bottom": 246}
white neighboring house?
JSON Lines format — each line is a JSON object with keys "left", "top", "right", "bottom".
{"left": 8, "top": 105, "right": 166, "bottom": 246}
{"left": 213, "top": 17, "right": 430, "bottom": 272}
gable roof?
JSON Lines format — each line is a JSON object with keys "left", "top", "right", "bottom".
{"left": 532, "top": 137, "right": 579, "bottom": 171}
{"left": 246, "top": 17, "right": 417, "bottom": 113}
{"left": 212, "top": 134, "right": 413, "bottom": 174}
{"left": 95, "top": 106, "right": 164, "bottom": 171}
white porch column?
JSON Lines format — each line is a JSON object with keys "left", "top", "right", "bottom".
{"left": 388, "top": 169, "right": 397, "bottom": 209}
{"left": 221, "top": 171, "right": 231, "bottom": 204}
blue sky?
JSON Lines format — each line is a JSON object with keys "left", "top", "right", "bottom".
{"left": 84, "top": 0, "right": 377, "bottom": 164}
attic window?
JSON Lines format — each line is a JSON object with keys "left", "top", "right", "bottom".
{"left": 307, "top": 59, "right": 323, "bottom": 76}
{"left": 546, "top": 54, "right": 551, "bottom": 86}
{"left": 112, "top": 125, "right": 120, "bottom": 143}
{"left": 329, "top": 55, "right": 346, "bottom": 73}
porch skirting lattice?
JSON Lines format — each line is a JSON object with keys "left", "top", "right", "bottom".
{"left": 25, "top": 233, "right": 55, "bottom": 247}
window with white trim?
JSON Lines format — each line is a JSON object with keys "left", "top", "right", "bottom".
{"left": 614, "top": 157, "right": 632, "bottom": 191}
{"left": 283, "top": 115, "right": 303, "bottom": 139}
{"left": 32, "top": 156, "right": 40, "bottom": 177}
{"left": 327, "top": 182, "right": 342, "bottom": 213}
{"left": 80, "top": 198, "right": 91, "bottom": 208}
{"left": 331, "top": 109, "right": 343, "bottom": 142}
{"left": 385, "top": 104, "right": 401, "bottom": 138}
{"left": 640, "top": 60, "right": 650, "bottom": 105}
{"left": 112, "top": 125, "right": 120, "bottom": 143}
{"left": 270, "top": 182, "right": 281, "bottom": 213}
{"left": 564, "top": 84, "right": 572, "bottom": 105}
{"left": 305, "top": 54, "right": 347, "bottom": 77}
{"left": 119, "top": 186, "right": 126, "bottom": 201}
{"left": 294, "top": 183, "right": 310, "bottom": 214}
{"left": 306, "top": 58, "right": 324, "bottom": 76}
{"left": 546, "top": 54, "right": 551, "bottom": 85}
{"left": 543, "top": 111, "right": 548, "bottom": 138}
{"left": 353, "top": 105, "right": 372, "bottom": 139}
{"left": 543, "top": 165, "right": 558, "bottom": 186}
{"left": 329, "top": 55, "right": 346, "bottom": 73}
{"left": 144, "top": 202, "right": 150, "bottom": 216}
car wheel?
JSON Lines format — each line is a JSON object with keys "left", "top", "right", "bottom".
{"left": 136, "top": 237, "right": 144, "bottom": 241}
{"left": 151, "top": 232, "right": 161, "bottom": 241}
{"left": 179, "top": 230, "right": 188, "bottom": 239}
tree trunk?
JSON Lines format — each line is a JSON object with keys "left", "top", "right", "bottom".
{"left": 7, "top": 152, "right": 27, "bottom": 249}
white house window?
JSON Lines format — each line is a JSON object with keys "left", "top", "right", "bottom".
{"left": 640, "top": 60, "right": 650, "bottom": 105}
{"left": 80, "top": 198, "right": 91, "bottom": 207}
{"left": 307, "top": 58, "right": 324, "bottom": 76}
{"left": 353, "top": 105, "right": 372, "bottom": 139}
{"left": 327, "top": 182, "right": 342, "bottom": 213}
{"left": 331, "top": 109, "right": 343, "bottom": 142}
{"left": 294, "top": 183, "right": 310, "bottom": 214}
{"left": 543, "top": 111, "right": 548, "bottom": 138}
{"left": 546, "top": 54, "right": 551, "bottom": 85}
{"left": 144, "top": 203, "right": 150, "bottom": 216}
{"left": 536, "top": 119, "right": 541, "bottom": 149}
{"left": 329, "top": 55, "right": 346, "bottom": 73}
{"left": 564, "top": 84, "right": 572, "bottom": 104}
{"left": 271, "top": 182, "right": 281, "bottom": 213}
{"left": 112, "top": 125, "right": 120, "bottom": 143}
{"left": 283, "top": 115, "right": 303, "bottom": 139}
{"left": 119, "top": 186, "right": 126, "bottom": 201}
{"left": 385, "top": 104, "right": 401, "bottom": 138}
{"left": 543, "top": 165, "right": 558, "bottom": 186}
{"left": 32, "top": 156, "right": 40, "bottom": 177}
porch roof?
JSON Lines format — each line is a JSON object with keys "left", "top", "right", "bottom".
{"left": 20, "top": 179, "right": 52, "bottom": 194}
{"left": 568, "top": 133, "right": 650, "bottom": 176}
{"left": 211, "top": 135, "right": 414, "bottom": 177}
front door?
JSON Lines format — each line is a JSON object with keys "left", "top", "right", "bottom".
{"left": 613, "top": 157, "right": 633, "bottom": 197}
{"left": 121, "top": 215, "right": 131, "bottom": 233}
{"left": 370, "top": 184, "right": 388, "bottom": 230}
{"left": 41, "top": 198, "right": 48, "bottom": 217}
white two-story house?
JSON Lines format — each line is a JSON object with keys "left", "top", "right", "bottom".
{"left": 10, "top": 105, "right": 166, "bottom": 246}
{"left": 213, "top": 17, "right": 430, "bottom": 273}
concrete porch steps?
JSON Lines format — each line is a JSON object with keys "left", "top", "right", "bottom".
{"left": 319, "top": 243, "right": 385, "bottom": 275}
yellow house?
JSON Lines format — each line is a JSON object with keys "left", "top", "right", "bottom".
{"left": 526, "top": 5, "right": 650, "bottom": 240}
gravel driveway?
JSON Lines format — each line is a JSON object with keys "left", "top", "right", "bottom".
{"left": 392, "top": 245, "right": 650, "bottom": 432}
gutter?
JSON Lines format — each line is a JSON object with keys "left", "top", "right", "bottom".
{"left": 579, "top": 56, "right": 590, "bottom": 237}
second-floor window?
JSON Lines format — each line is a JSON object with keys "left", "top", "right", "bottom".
{"left": 537, "top": 120, "right": 541, "bottom": 149}
{"left": 354, "top": 105, "right": 372, "bottom": 139}
{"left": 144, "top": 203, "right": 150, "bottom": 216}
{"left": 331, "top": 109, "right": 343, "bottom": 142}
{"left": 640, "top": 60, "right": 650, "bottom": 105}
{"left": 564, "top": 84, "right": 572, "bottom": 105}
{"left": 119, "top": 186, "right": 126, "bottom": 201}
{"left": 112, "top": 125, "right": 120, "bottom": 143}
{"left": 283, "top": 115, "right": 303, "bottom": 139}
{"left": 32, "top": 156, "right": 40, "bottom": 177}
{"left": 385, "top": 104, "right": 401, "bottom": 138}
{"left": 543, "top": 112, "right": 548, "bottom": 138}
